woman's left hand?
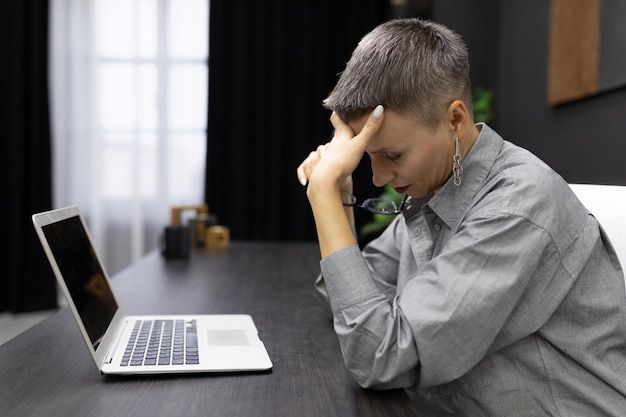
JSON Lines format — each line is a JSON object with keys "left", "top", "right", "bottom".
{"left": 297, "top": 105, "right": 384, "bottom": 191}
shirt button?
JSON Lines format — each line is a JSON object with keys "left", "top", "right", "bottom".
{"left": 434, "top": 224, "right": 442, "bottom": 231}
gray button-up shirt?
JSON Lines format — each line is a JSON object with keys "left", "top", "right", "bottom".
{"left": 317, "top": 124, "right": 626, "bottom": 416}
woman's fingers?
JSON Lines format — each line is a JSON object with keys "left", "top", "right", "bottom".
{"left": 296, "top": 106, "right": 384, "bottom": 187}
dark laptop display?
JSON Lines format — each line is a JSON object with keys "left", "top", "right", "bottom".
{"left": 42, "top": 215, "right": 117, "bottom": 349}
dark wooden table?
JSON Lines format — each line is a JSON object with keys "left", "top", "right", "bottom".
{"left": 0, "top": 241, "right": 420, "bottom": 417}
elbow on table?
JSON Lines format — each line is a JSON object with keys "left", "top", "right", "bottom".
{"left": 343, "top": 356, "right": 416, "bottom": 390}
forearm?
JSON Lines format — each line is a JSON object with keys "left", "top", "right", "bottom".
{"left": 307, "top": 181, "right": 357, "bottom": 258}
{"left": 309, "top": 189, "right": 418, "bottom": 389}
{"left": 298, "top": 106, "right": 384, "bottom": 258}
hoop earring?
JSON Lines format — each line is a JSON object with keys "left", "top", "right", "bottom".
{"left": 453, "top": 136, "right": 463, "bottom": 186}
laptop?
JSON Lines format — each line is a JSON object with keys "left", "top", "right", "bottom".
{"left": 32, "top": 205, "right": 273, "bottom": 375}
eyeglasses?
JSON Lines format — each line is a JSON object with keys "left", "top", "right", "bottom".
{"left": 341, "top": 192, "right": 406, "bottom": 215}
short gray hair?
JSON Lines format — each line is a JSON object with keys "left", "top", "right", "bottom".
{"left": 324, "top": 18, "right": 472, "bottom": 129}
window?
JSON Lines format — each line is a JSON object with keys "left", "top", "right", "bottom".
{"left": 95, "top": 0, "right": 208, "bottom": 201}
{"left": 50, "top": 0, "right": 209, "bottom": 274}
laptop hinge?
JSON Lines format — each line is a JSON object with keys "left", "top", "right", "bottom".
{"left": 104, "top": 319, "right": 130, "bottom": 365}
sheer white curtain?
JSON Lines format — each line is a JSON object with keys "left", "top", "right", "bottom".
{"left": 49, "top": 0, "right": 208, "bottom": 274}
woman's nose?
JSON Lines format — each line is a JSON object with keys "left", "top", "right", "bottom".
{"left": 371, "top": 159, "right": 393, "bottom": 188}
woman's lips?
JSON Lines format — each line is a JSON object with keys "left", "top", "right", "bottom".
{"left": 393, "top": 185, "right": 410, "bottom": 194}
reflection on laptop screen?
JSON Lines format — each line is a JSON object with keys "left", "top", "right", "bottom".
{"left": 42, "top": 216, "right": 118, "bottom": 349}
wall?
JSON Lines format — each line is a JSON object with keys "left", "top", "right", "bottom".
{"left": 431, "top": 0, "right": 500, "bottom": 96}
{"left": 496, "top": 1, "right": 626, "bottom": 185}
{"left": 434, "top": 0, "right": 626, "bottom": 186}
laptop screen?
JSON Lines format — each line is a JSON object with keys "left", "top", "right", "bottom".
{"left": 41, "top": 215, "right": 118, "bottom": 350}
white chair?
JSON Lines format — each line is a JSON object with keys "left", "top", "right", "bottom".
{"left": 569, "top": 183, "right": 626, "bottom": 269}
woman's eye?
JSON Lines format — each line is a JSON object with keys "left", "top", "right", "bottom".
{"left": 387, "top": 153, "right": 402, "bottom": 162}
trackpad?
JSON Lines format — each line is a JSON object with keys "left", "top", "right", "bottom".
{"left": 206, "top": 329, "right": 250, "bottom": 346}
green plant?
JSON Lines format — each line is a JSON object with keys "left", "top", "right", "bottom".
{"left": 473, "top": 87, "right": 495, "bottom": 123}
{"left": 358, "top": 87, "right": 494, "bottom": 239}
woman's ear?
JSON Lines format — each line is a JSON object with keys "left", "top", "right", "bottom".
{"left": 447, "top": 100, "right": 470, "bottom": 136}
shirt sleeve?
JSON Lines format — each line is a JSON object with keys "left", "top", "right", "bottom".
{"left": 320, "top": 242, "right": 419, "bottom": 390}
{"left": 316, "top": 219, "right": 403, "bottom": 296}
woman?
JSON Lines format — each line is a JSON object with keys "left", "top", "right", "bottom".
{"left": 296, "top": 18, "right": 626, "bottom": 416}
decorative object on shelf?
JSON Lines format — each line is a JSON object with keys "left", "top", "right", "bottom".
{"left": 163, "top": 204, "right": 230, "bottom": 258}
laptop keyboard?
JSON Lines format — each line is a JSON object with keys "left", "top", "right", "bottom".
{"left": 120, "top": 319, "right": 199, "bottom": 367}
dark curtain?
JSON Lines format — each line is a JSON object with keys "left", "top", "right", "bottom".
{"left": 205, "top": 0, "right": 391, "bottom": 241}
{"left": 0, "top": 0, "right": 57, "bottom": 312}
